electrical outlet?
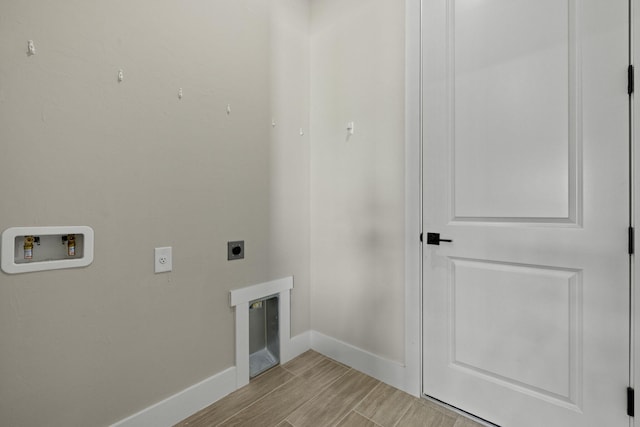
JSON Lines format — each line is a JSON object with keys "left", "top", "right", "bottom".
{"left": 155, "top": 247, "right": 172, "bottom": 273}
{"left": 227, "top": 241, "right": 244, "bottom": 260}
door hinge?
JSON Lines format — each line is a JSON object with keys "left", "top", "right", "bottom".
{"left": 630, "top": 227, "right": 635, "bottom": 255}
{"left": 420, "top": 232, "right": 423, "bottom": 243}
{"left": 628, "top": 387, "right": 635, "bottom": 417}
{"left": 629, "top": 65, "right": 634, "bottom": 95}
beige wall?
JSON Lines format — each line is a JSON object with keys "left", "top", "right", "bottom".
{"left": 309, "top": 0, "right": 406, "bottom": 363}
{"left": 269, "top": 0, "right": 311, "bottom": 337}
{"left": 0, "top": 0, "right": 406, "bottom": 424}
{"left": 0, "top": 1, "right": 309, "bottom": 425}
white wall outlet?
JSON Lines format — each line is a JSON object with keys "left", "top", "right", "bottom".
{"left": 154, "top": 246, "right": 172, "bottom": 273}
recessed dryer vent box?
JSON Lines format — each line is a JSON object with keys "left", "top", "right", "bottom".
{"left": 1, "top": 226, "right": 94, "bottom": 274}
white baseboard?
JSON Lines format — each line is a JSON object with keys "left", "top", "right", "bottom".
{"left": 283, "top": 330, "right": 312, "bottom": 363}
{"left": 110, "top": 367, "right": 236, "bottom": 427}
{"left": 110, "top": 330, "right": 410, "bottom": 427}
{"left": 310, "top": 331, "right": 409, "bottom": 393}
{"left": 110, "top": 330, "right": 311, "bottom": 427}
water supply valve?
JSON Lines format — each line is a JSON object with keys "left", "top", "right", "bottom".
{"left": 67, "top": 234, "right": 75, "bottom": 256}
{"left": 24, "top": 236, "right": 34, "bottom": 259}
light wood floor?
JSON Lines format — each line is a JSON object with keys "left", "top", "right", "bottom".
{"left": 175, "top": 350, "right": 484, "bottom": 427}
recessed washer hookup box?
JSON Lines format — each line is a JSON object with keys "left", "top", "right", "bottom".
{"left": 1, "top": 226, "right": 94, "bottom": 274}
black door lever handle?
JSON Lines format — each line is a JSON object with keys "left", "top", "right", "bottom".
{"left": 426, "top": 232, "right": 452, "bottom": 245}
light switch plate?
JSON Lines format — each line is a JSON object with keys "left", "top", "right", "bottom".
{"left": 155, "top": 247, "right": 172, "bottom": 273}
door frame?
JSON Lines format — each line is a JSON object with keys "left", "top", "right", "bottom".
{"left": 403, "top": 0, "right": 423, "bottom": 398}
{"left": 407, "top": 0, "right": 639, "bottom": 423}
{"left": 633, "top": 0, "right": 639, "bottom": 422}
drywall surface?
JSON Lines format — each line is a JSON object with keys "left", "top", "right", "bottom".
{"left": 309, "top": 0, "right": 406, "bottom": 363}
{"left": 269, "top": 0, "right": 311, "bottom": 337}
{"left": 0, "top": 1, "right": 306, "bottom": 425}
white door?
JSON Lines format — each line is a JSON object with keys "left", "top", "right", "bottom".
{"left": 422, "top": 1, "right": 630, "bottom": 426}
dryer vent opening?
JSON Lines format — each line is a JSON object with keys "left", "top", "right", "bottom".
{"left": 249, "top": 295, "right": 279, "bottom": 378}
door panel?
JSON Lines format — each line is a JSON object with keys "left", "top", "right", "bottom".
{"left": 454, "top": 0, "right": 574, "bottom": 220}
{"left": 422, "top": 0, "right": 630, "bottom": 426}
{"left": 451, "top": 259, "right": 579, "bottom": 403}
